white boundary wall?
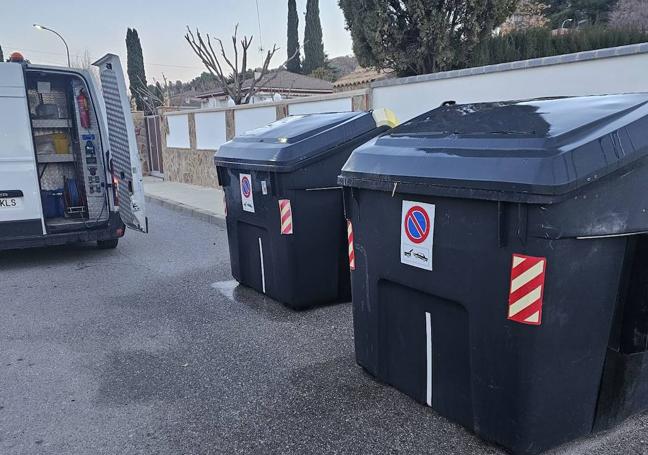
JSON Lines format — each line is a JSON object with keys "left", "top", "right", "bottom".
{"left": 164, "top": 44, "right": 648, "bottom": 152}
{"left": 166, "top": 114, "right": 190, "bottom": 149}
{"left": 289, "top": 97, "right": 353, "bottom": 115}
{"left": 372, "top": 43, "right": 648, "bottom": 122}
{"left": 235, "top": 106, "right": 276, "bottom": 136}
{"left": 164, "top": 91, "right": 363, "bottom": 151}
{"left": 195, "top": 111, "right": 227, "bottom": 150}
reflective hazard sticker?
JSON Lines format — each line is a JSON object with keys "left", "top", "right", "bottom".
{"left": 401, "top": 200, "right": 435, "bottom": 271}
{"left": 347, "top": 220, "right": 355, "bottom": 271}
{"left": 508, "top": 254, "right": 547, "bottom": 325}
{"left": 279, "top": 199, "right": 293, "bottom": 235}
{"left": 240, "top": 173, "right": 255, "bottom": 213}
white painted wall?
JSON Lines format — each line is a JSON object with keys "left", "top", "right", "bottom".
{"left": 166, "top": 115, "right": 190, "bottom": 148}
{"left": 373, "top": 53, "right": 648, "bottom": 123}
{"left": 195, "top": 111, "right": 227, "bottom": 150}
{"left": 235, "top": 106, "right": 276, "bottom": 136}
{"left": 289, "top": 97, "right": 353, "bottom": 116}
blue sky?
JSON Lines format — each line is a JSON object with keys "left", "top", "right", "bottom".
{"left": 1, "top": 0, "right": 353, "bottom": 82}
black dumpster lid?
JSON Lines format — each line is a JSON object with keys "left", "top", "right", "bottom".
{"left": 339, "top": 93, "right": 648, "bottom": 203}
{"left": 214, "top": 111, "right": 382, "bottom": 172}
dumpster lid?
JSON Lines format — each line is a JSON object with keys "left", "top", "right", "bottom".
{"left": 214, "top": 111, "right": 384, "bottom": 172}
{"left": 339, "top": 93, "right": 648, "bottom": 203}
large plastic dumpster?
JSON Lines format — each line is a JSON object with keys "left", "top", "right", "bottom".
{"left": 339, "top": 94, "right": 648, "bottom": 454}
{"left": 215, "top": 110, "right": 396, "bottom": 309}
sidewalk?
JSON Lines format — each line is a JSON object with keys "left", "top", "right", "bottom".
{"left": 143, "top": 176, "right": 225, "bottom": 226}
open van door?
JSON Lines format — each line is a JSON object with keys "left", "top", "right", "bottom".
{"left": 0, "top": 63, "right": 45, "bottom": 236}
{"left": 93, "top": 54, "right": 147, "bottom": 233}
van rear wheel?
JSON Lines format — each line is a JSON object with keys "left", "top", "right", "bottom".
{"left": 97, "top": 239, "right": 119, "bottom": 249}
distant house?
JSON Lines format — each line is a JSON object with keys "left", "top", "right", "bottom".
{"left": 333, "top": 67, "right": 396, "bottom": 92}
{"left": 168, "top": 90, "right": 203, "bottom": 110}
{"left": 196, "top": 70, "right": 334, "bottom": 108}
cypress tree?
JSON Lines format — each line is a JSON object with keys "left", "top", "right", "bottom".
{"left": 303, "top": 0, "right": 325, "bottom": 74}
{"left": 126, "top": 28, "right": 148, "bottom": 111}
{"left": 287, "top": 0, "right": 302, "bottom": 73}
{"left": 0, "top": 46, "right": 4, "bottom": 62}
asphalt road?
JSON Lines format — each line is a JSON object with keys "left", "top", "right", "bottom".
{"left": 2, "top": 203, "right": 648, "bottom": 455}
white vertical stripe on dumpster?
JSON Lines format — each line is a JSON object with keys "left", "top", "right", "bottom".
{"left": 426, "top": 312, "right": 432, "bottom": 407}
{"left": 258, "top": 237, "right": 266, "bottom": 294}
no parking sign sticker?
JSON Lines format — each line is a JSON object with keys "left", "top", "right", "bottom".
{"left": 401, "top": 201, "right": 435, "bottom": 271}
{"left": 240, "top": 173, "right": 255, "bottom": 213}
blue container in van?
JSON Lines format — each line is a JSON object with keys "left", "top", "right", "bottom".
{"left": 41, "top": 189, "right": 65, "bottom": 218}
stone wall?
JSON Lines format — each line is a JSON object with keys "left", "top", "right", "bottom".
{"left": 161, "top": 112, "right": 219, "bottom": 188}
{"left": 162, "top": 148, "right": 219, "bottom": 187}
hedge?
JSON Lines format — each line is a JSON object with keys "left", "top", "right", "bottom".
{"left": 467, "top": 26, "right": 648, "bottom": 68}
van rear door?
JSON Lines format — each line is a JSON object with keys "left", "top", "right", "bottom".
{"left": 0, "top": 63, "right": 45, "bottom": 237}
{"left": 93, "top": 54, "right": 147, "bottom": 233}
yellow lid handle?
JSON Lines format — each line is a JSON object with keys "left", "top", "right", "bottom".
{"left": 372, "top": 108, "right": 399, "bottom": 128}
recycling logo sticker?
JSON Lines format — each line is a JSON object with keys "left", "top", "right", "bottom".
{"left": 401, "top": 201, "right": 435, "bottom": 271}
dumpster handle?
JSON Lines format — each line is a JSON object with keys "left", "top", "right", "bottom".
{"left": 516, "top": 203, "right": 528, "bottom": 245}
{"left": 391, "top": 182, "right": 398, "bottom": 198}
{"left": 498, "top": 201, "right": 507, "bottom": 248}
{"left": 353, "top": 187, "right": 362, "bottom": 223}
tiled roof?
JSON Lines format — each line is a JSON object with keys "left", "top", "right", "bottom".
{"left": 197, "top": 70, "right": 333, "bottom": 98}
{"left": 334, "top": 67, "right": 396, "bottom": 88}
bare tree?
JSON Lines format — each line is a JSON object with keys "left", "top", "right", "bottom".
{"left": 185, "top": 25, "right": 297, "bottom": 105}
{"left": 610, "top": 0, "right": 648, "bottom": 31}
{"left": 131, "top": 75, "right": 167, "bottom": 114}
{"left": 73, "top": 49, "right": 93, "bottom": 70}
{"left": 73, "top": 49, "right": 101, "bottom": 91}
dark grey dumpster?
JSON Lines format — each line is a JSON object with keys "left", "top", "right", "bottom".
{"left": 339, "top": 93, "right": 648, "bottom": 454}
{"left": 215, "top": 110, "right": 395, "bottom": 309}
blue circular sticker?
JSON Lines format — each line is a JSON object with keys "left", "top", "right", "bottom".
{"left": 405, "top": 206, "right": 430, "bottom": 244}
{"left": 241, "top": 176, "right": 251, "bottom": 198}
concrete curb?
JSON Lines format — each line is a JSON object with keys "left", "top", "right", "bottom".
{"left": 145, "top": 194, "right": 226, "bottom": 228}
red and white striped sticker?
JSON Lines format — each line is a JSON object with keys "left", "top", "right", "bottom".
{"left": 279, "top": 199, "right": 293, "bottom": 235}
{"left": 508, "top": 254, "right": 547, "bottom": 325}
{"left": 347, "top": 220, "right": 355, "bottom": 271}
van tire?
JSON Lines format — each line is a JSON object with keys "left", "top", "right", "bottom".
{"left": 97, "top": 239, "right": 119, "bottom": 249}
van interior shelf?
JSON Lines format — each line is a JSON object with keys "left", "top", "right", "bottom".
{"left": 37, "top": 153, "right": 75, "bottom": 163}
{"left": 32, "top": 119, "right": 72, "bottom": 129}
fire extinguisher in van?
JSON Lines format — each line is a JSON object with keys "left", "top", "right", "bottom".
{"left": 77, "top": 89, "right": 91, "bottom": 129}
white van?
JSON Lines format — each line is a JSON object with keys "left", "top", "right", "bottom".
{"left": 0, "top": 54, "right": 147, "bottom": 251}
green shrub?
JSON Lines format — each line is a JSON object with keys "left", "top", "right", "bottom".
{"left": 467, "top": 26, "right": 648, "bottom": 69}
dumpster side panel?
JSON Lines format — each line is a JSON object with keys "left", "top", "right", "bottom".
{"left": 349, "top": 187, "right": 628, "bottom": 454}
{"left": 274, "top": 187, "right": 350, "bottom": 308}
{"left": 595, "top": 349, "right": 648, "bottom": 432}
{"left": 595, "top": 235, "right": 648, "bottom": 431}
